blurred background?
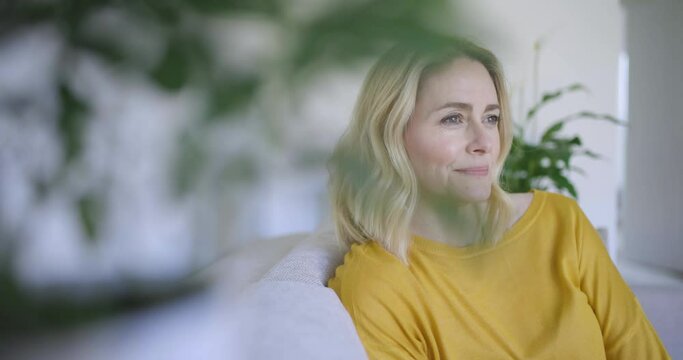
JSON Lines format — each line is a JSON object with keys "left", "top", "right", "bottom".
{"left": 0, "top": 0, "right": 681, "bottom": 358}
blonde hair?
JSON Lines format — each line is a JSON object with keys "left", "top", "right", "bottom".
{"left": 328, "top": 38, "right": 515, "bottom": 264}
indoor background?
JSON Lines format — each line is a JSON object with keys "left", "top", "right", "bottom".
{"left": 1, "top": 0, "right": 681, "bottom": 358}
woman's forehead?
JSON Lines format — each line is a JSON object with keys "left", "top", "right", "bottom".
{"left": 417, "top": 58, "right": 498, "bottom": 111}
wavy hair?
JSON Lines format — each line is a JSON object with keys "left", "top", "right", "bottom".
{"left": 328, "top": 38, "right": 515, "bottom": 264}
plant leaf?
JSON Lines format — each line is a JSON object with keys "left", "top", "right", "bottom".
{"left": 150, "top": 37, "right": 191, "bottom": 91}
{"left": 570, "top": 166, "right": 586, "bottom": 176}
{"left": 286, "top": 0, "right": 454, "bottom": 84}
{"left": 581, "top": 149, "right": 603, "bottom": 159}
{"left": 569, "top": 136, "right": 581, "bottom": 146}
{"left": 206, "top": 77, "right": 260, "bottom": 119}
{"left": 549, "top": 171, "right": 578, "bottom": 199}
{"left": 128, "top": 0, "right": 180, "bottom": 26}
{"left": 540, "top": 121, "right": 564, "bottom": 143}
{"left": 526, "top": 83, "right": 588, "bottom": 121}
{"left": 77, "top": 193, "right": 103, "bottom": 244}
{"left": 574, "top": 111, "right": 626, "bottom": 126}
{"left": 57, "top": 83, "right": 89, "bottom": 165}
{"left": 181, "top": 0, "right": 282, "bottom": 16}
{"left": 552, "top": 111, "right": 627, "bottom": 127}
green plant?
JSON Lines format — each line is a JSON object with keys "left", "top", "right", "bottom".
{"left": 0, "top": 0, "right": 461, "bottom": 333}
{"left": 0, "top": 0, "right": 458, "bottom": 240}
{"left": 502, "top": 83, "right": 626, "bottom": 199}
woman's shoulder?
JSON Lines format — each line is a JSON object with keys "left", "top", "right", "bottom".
{"left": 328, "top": 242, "right": 428, "bottom": 357}
{"left": 327, "top": 241, "right": 415, "bottom": 299}
{"left": 331, "top": 241, "right": 412, "bottom": 279}
{"left": 512, "top": 189, "right": 580, "bottom": 213}
{"left": 533, "top": 189, "right": 582, "bottom": 214}
{"left": 508, "top": 192, "right": 535, "bottom": 226}
{"left": 506, "top": 190, "right": 583, "bottom": 231}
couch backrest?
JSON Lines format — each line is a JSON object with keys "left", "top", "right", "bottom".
{"left": 261, "top": 229, "right": 345, "bottom": 286}
{"left": 231, "top": 229, "right": 367, "bottom": 359}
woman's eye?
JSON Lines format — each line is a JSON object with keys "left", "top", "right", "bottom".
{"left": 441, "top": 114, "right": 463, "bottom": 125}
{"left": 486, "top": 115, "right": 500, "bottom": 124}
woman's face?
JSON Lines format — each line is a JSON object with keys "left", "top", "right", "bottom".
{"left": 404, "top": 57, "right": 501, "bottom": 204}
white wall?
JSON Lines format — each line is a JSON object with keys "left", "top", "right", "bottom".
{"left": 620, "top": 0, "right": 683, "bottom": 272}
{"left": 256, "top": 1, "right": 629, "bottom": 253}
{"left": 456, "top": 0, "right": 625, "bottom": 257}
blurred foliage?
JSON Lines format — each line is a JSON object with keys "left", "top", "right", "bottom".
{"left": 0, "top": 0, "right": 461, "bottom": 331}
{"left": 0, "top": 0, "right": 458, "bottom": 203}
{"left": 0, "top": 263, "right": 205, "bottom": 337}
{"left": 502, "top": 83, "right": 626, "bottom": 198}
{"left": 77, "top": 192, "right": 103, "bottom": 243}
{"left": 57, "top": 82, "right": 89, "bottom": 166}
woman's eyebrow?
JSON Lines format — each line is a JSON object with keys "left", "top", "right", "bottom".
{"left": 433, "top": 102, "right": 500, "bottom": 113}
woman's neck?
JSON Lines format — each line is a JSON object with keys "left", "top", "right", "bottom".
{"left": 409, "top": 195, "right": 488, "bottom": 248}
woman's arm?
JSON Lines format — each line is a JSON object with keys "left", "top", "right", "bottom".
{"left": 328, "top": 245, "right": 428, "bottom": 359}
{"left": 575, "top": 205, "right": 671, "bottom": 359}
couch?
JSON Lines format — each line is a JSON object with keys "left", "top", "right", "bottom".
{"left": 225, "top": 227, "right": 368, "bottom": 359}
{"left": 224, "top": 230, "right": 683, "bottom": 359}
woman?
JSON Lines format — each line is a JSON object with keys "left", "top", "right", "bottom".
{"left": 326, "top": 38, "right": 670, "bottom": 359}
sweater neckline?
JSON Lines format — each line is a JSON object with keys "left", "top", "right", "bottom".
{"left": 410, "top": 189, "right": 546, "bottom": 258}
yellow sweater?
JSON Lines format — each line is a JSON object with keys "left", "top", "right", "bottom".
{"left": 328, "top": 190, "right": 670, "bottom": 359}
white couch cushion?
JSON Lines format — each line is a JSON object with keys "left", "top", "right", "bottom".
{"left": 232, "top": 281, "right": 367, "bottom": 359}
{"left": 261, "top": 229, "right": 345, "bottom": 286}
{"left": 228, "top": 228, "right": 366, "bottom": 359}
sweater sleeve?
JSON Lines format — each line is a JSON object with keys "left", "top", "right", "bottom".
{"left": 574, "top": 203, "right": 671, "bottom": 359}
{"left": 349, "top": 284, "right": 428, "bottom": 360}
{"left": 328, "top": 247, "right": 428, "bottom": 360}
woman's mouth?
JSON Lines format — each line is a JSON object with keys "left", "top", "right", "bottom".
{"left": 455, "top": 166, "right": 489, "bottom": 176}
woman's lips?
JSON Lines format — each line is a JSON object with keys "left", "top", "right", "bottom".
{"left": 455, "top": 166, "right": 489, "bottom": 176}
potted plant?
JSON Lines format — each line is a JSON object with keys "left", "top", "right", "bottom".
{"left": 502, "top": 41, "right": 626, "bottom": 199}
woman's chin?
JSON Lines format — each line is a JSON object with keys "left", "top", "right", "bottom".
{"left": 450, "top": 186, "right": 492, "bottom": 204}
{"left": 420, "top": 182, "right": 493, "bottom": 205}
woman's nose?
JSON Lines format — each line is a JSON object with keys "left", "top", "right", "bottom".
{"left": 465, "top": 121, "right": 493, "bottom": 155}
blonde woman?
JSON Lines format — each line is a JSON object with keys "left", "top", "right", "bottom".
{"left": 326, "top": 38, "right": 670, "bottom": 359}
